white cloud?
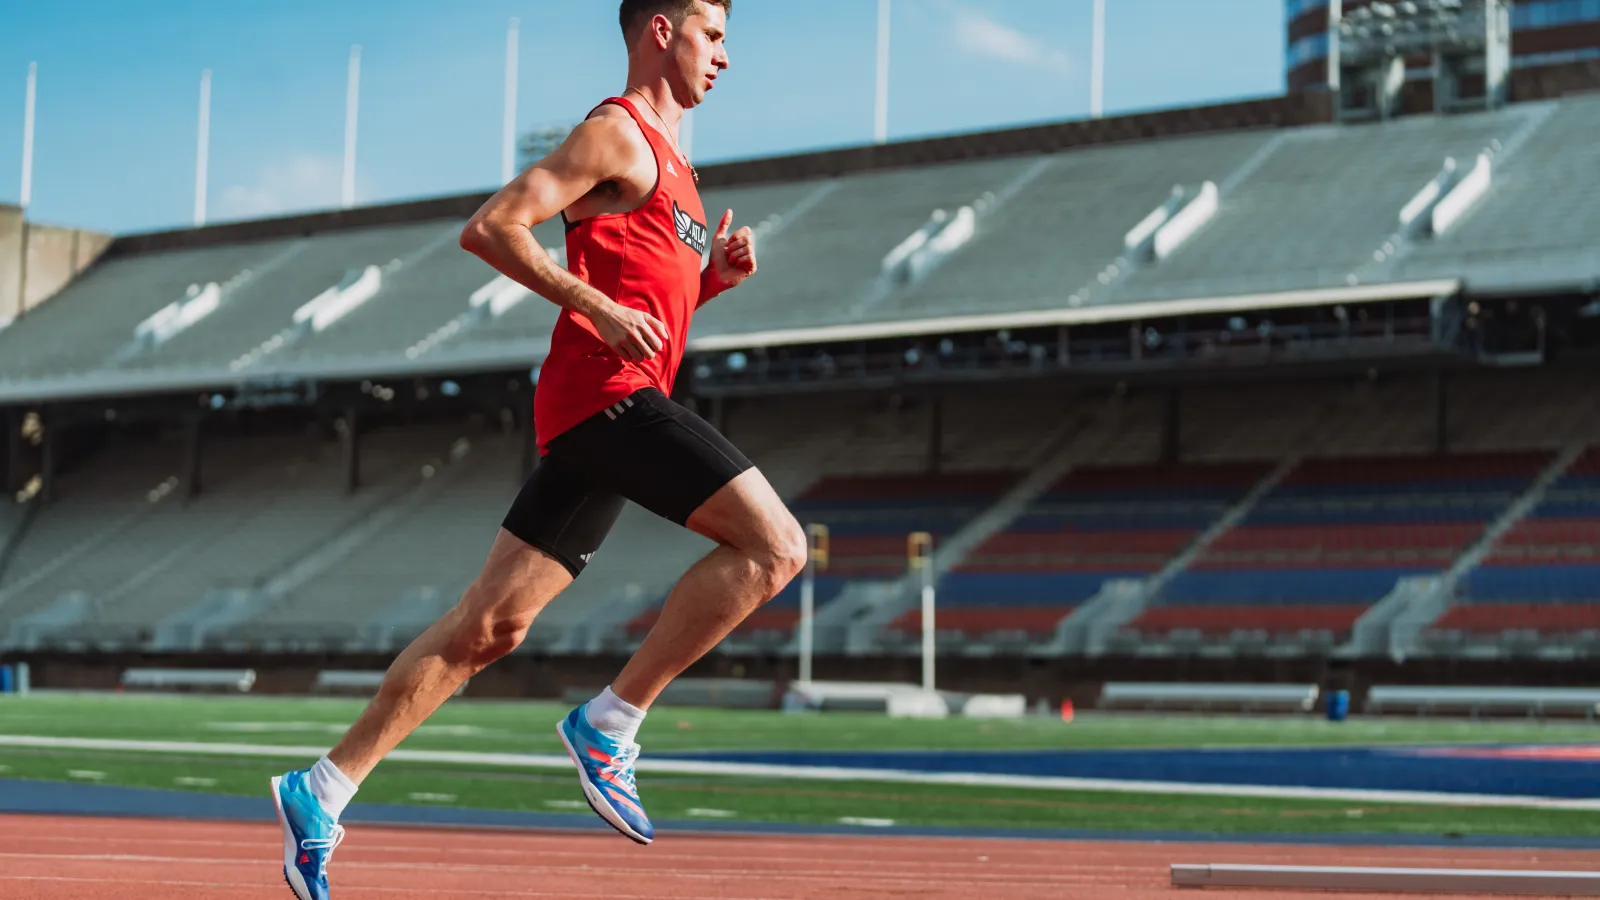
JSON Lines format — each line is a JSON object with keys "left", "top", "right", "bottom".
{"left": 951, "top": 5, "right": 1072, "bottom": 76}
{"left": 217, "top": 154, "right": 369, "bottom": 221}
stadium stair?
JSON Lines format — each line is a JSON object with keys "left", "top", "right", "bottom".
{"left": 1074, "top": 456, "right": 1298, "bottom": 656}
{"left": 1353, "top": 101, "right": 1560, "bottom": 286}
{"left": 1131, "top": 450, "right": 1553, "bottom": 657}
{"left": 105, "top": 239, "right": 312, "bottom": 367}
{"left": 1413, "top": 442, "right": 1600, "bottom": 658}
{"left": 0, "top": 447, "right": 188, "bottom": 638}
{"left": 842, "top": 157, "right": 1058, "bottom": 322}
{"left": 837, "top": 412, "right": 1092, "bottom": 655}
{"left": 0, "top": 499, "right": 39, "bottom": 591}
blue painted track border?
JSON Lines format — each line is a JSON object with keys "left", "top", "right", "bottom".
{"left": 3, "top": 779, "right": 1598, "bottom": 850}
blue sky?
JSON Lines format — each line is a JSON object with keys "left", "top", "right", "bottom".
{"left": 0, "top": 0, "right": 1284, "bottom": 235}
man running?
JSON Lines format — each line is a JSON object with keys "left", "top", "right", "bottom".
{"left": 271, "top": 2, "right": 805, "bottom": 896}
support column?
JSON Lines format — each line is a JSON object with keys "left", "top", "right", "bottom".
{"left": 1432, "top": 371, "right": 1449, "bottom": 454}
{"left": 183, "top": 414, "right": 204, "bottom": 499}
{"left": 2, "top": 409, "right": 19, "bottom": 496}
{"left": 341, "top": 407, "right": 361, "bottom": 494}
{"left": 710, "top": 396, "right": 727, "bottom": 435}
{"left": 39, "top": 409, "right": 54, "bottom": 504}
{"left": 1162, "top": 387, "right": 1182, "bottom": 465}
{"left": 927, "top": 394, "right": 944, "bottom": 474}
{"left": 520, "top": 409, "right": 538, "bottom": 483}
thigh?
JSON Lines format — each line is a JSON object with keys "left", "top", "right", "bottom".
{"left": 501, "top": 452, "right": 628, "bottom": 577}
{"left": 546, "top": 389, "right": 755, "bottom": 527}
{"left": 685, "top": 466, "right": 802, "bottom": 559}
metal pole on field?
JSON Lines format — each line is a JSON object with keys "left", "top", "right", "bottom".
{"left": 909, "top": 531, "right": 935, "bottom": 692}
{"left": 342, "top": 45, "right": 361, "bottom": 209}
{"left": 501, "top": 18, "right": 519, "bottom": 184}
{"left": 1090, "top": 0, "right": 1106, "bottom": 118}
{"left": 798, "top": 523, "right": 829, "bottom": 684}
{"left": 16, "top": 62, "right": 37, "bottom": 320}
{"left": 874, "top": 0, "right": 891, "bottom": 144}
{"left": 194, "top": 69, "right": 212, "bottom": 227}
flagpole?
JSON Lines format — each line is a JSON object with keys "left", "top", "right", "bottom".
{"left": 16, "top": 62, "right": 36, "bottom": 320}
{"left": 194, "top": 69, "right": 212, "bottom": 226}
{"left": 342, "top": 45, "right": 361, "bottom": 209}
{"left": 1091, "top": 0, "right": 1106, "bottom": 118}
{"left": 874, "top": 0, "right": 891, "bottom": 144}
{"left": 502, "top": 18, "right": 519, "bottom": 184}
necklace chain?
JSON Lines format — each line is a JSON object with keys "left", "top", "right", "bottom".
{"left": 626, "top": 88, "right": 699, "bottom": 185}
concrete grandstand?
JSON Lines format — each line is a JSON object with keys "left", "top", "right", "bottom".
{"left": 3, "top": 83, "right": 1600, "bottom": 669}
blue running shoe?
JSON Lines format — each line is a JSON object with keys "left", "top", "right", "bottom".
{"left": 271, "top": 770, "right": 346, "bottom": 900}
{"left": 556, "top": 704, "right": 653, "bottom": 844}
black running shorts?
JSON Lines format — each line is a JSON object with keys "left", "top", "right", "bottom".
{"left": 501, "top": 388, "right": 754, "bottom": 577}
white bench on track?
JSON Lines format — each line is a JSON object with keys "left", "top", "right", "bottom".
{"left": 313, "top": 670, "right": 386, "bottom": 693}
{"left": 1365, "top": 685, "right": 1600, "bottom": 719}
{"left": 315, "top": 670, "right": 466, "bottom": 697}
{"left": 783, "top": 681, "right": 949, "bottom": 718}
{"left": 1098, "top": 682, "right": 1320, "bottom": 713}
{"left": 120, "top": 668, "right": 256, "bottom": 693}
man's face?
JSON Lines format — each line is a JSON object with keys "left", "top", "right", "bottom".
{"left": 669, "top": 2, "right": 729, "bottom": 108}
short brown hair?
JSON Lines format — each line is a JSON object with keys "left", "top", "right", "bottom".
{"left": 619, "top": 0, "right": 731, "bottom": 44}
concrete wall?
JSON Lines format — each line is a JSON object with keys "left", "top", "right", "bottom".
{"left": 0, "top": 205, "right": 112, "bottom": 321}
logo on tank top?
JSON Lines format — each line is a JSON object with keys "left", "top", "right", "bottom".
{"left": 673, "top": 201, "right": 708, "bottom": 255}
{"left": 666, "top": 159, "right": 677, "bottom": 177}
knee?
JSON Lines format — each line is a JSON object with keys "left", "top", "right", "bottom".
{"left": 448, "top": 586, "right": 531, "bottom": 667}
{"left": 757, "top": 518, "right": 808, "bottom": 595}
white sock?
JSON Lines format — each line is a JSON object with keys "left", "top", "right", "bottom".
{"left": 307, "top": 755, "right": 358, "bottom": 820}
{"left": 585, "top": 685, "right": 647, "bottom": 744}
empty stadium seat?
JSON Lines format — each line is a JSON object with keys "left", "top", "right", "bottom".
{"left": 892, "top": 462, "right": 1270, "bottom": 641}
{"left": 1142, "top": 452, "right": 1548, "bottom": 640}
{"left": 1441, "top": 447, "right": 1600, "bottom": 637}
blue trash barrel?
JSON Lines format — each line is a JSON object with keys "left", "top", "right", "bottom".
{"left": 1326, "top": 689, "right": 1350, "bottom": 722}
{"left": 0, "top": 664, "right": 12, "bottom": 695}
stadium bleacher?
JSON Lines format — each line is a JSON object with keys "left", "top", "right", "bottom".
{"left": 1440, "top": 446, "right": 1600, "bottom": 636}
{"left": 0, "top": 97, "right": 1595, "bottom": 399}
{"left": 6, "top": 88, "right": 1600, "bottom": 665}
{"left": 1139, "top": 452, "right": 1549, "bottom": 642}
{"left": 906, "top": 462, "right": 1269, "bottom": 643}
{"left": 1398, "top": 93, "right": 1600, "bottom": 289}
{"left": 1116, "top": 106, "right": 1535, "bottom": 302}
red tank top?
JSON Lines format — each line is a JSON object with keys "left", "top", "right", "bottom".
{"left": 535, "top": 96, "right": 708, "bottom": 452}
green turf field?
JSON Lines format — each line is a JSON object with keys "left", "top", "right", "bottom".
{"left": 3, "top": 693, "right": 1598, "bottom": 839}
{"left": 5, "top": 692, "right": 1597, "bottom": 752}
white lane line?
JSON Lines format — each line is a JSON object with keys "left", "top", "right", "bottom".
{"left": 4, "top": 734, "right": 1600, "bottom": 810}
{"left": 685, "top": 808, "right": 738, "bottom": 818}
{"left": 174, "top": 776, "right": 218, "bottom": 788}
{"left": 65, "top": 770, "right": 104, "bottom": 781}
{"left": 407, "top": 792, "right": 458, "bottom": 803}
{"left": 542, "top": 799, "right": 587, "bottom": 810}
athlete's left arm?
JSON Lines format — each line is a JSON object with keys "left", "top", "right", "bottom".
{"left": 699, "top": 209, "right": 756, "bottom": 307}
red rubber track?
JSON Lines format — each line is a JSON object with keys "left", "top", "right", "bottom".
{"left": 3, "top": 814, "right": 1598, "bottom": 899}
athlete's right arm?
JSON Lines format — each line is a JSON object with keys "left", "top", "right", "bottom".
{"left": 460, "top": 118, "right": 669, "bottom": 363}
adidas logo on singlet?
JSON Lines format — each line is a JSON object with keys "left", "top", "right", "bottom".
{"left": 673, "top": 201, "right": 708, "bottom": 255}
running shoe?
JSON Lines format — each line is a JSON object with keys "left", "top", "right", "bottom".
{"left": 271, "top": 769, "right": 346, "bottom": 900}
{"left": 556, "top": 704, "right": 654, "bottom": 844}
